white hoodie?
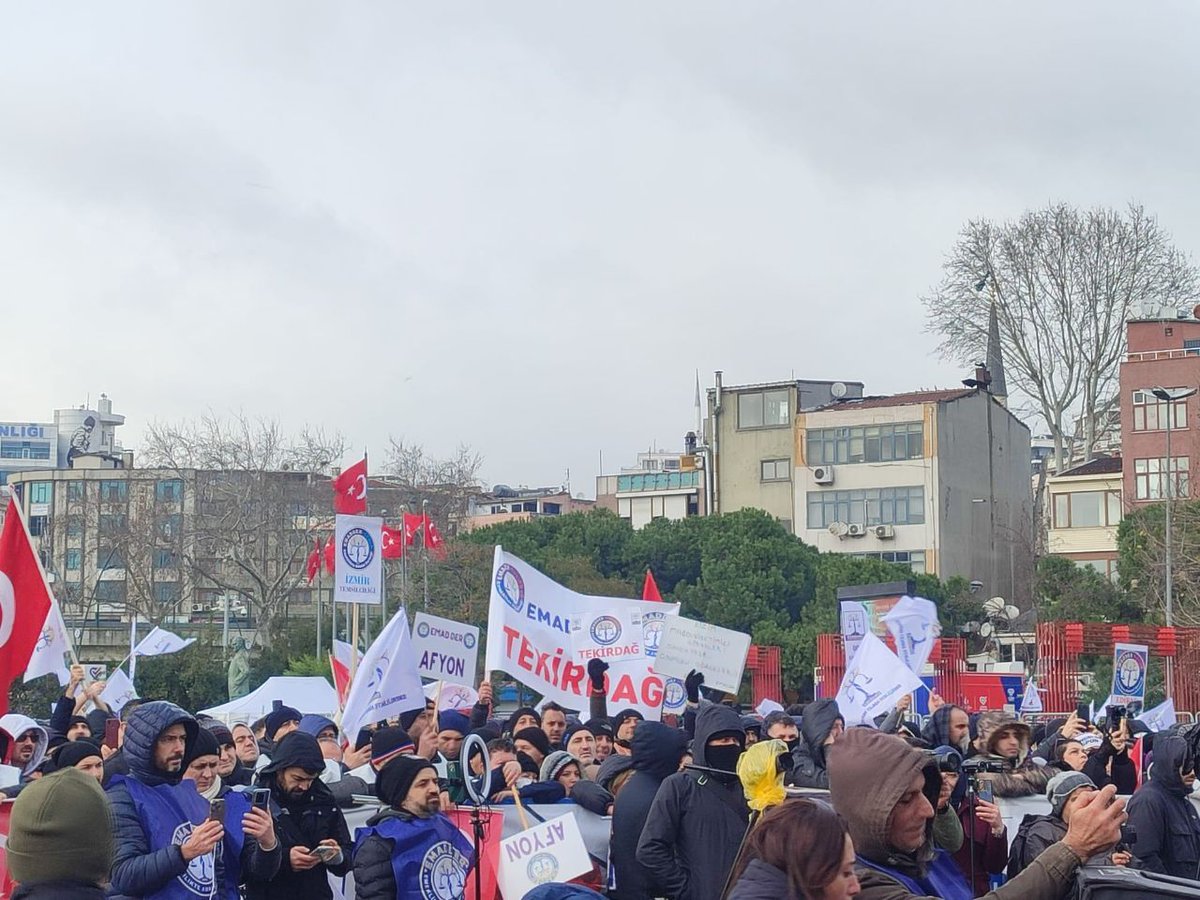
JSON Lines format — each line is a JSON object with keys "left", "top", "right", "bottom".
{"left": 0, "top": 714, "right": 49, "bottom": 777}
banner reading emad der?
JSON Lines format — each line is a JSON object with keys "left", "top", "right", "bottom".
{"left": 484, "top": 546, "right": 682, "bottom": 720}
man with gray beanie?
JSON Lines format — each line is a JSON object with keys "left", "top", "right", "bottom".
{"left": 6, "top": 767, "right": 113, "bottom": 899}
{"left": 1009, "top": 770, "right": 1134, "bottom": 879}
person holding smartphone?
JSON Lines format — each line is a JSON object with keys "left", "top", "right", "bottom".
{"left": 952, "top": 775, "right": 1009, "bottom": 896}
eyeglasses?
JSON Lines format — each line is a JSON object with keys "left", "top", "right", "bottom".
{"left": 15, "top": 733, "right": 37, "bottom": 744}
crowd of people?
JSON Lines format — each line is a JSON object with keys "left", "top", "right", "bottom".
{"left": 0, "top": 658, "right": 1197, "bottom": 900}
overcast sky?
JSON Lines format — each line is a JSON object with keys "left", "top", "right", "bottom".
{"left": 3, "top": 3, "right": 1199, "bottom": 493}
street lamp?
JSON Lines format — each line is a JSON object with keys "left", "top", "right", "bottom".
{"left": 1150, "top": 385, "right": 1198, "bottom": 702}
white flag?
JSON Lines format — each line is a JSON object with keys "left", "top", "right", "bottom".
{"left": 1140, "top": 698, "right": 1177, "bottom": 732}
{"left": 423, "top": 681, "right": 479, "bottom": 712}
{"left": 341, "top": 608, "right": 425, "bottom": 740}
{"left": 1020, "top": 679, "right": 1043, "bottom": 713}
{"left": 100, "top": 669, "right": 139, "bottom": 714}
{"left": 836, "top": 631, "right": 924, "bottom": 726}
{"left": 134, "top": 626, "right": 195, "bottom": 657}
{"left": 23, "top": 600, "right": 73, "bottom": 686}
{"left": 881, "top": 595, "right": 941, "bottom": 674}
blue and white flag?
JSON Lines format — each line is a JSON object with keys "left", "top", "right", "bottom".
{"left": 341, "top": 608, "right": 425, "bottom": 740}
{"left": 836, "top": 631, "right": 924, "bottom": 726}
{"left": 881, "top": 595, "right": 941, "bottom": 674}
{"left": 1141, "top": 698, "right": 1177, "bottom": 732}
{"left": 134, "top": 625, "right": 195, "bottom": 657}
{"left": 1020, "top": 679, "right": 1043, "bottom": 713}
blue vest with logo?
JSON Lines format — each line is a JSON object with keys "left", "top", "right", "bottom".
{"left": 857, "top": 850, "right": 973, "bottom": 900}
{"left": 111, "top": 776, "right": 249, "bottom": 900}
{"left": 353, "top": 813, "right": 473, "bottom": 900}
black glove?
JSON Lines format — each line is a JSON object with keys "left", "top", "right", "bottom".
{"left": 587, "top": 659, "right": 609, "bottom": 691}
{"left": 684, "top": 670, "right": 705, "bottom": 704}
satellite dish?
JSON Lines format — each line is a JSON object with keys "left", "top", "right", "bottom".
{"left": 979, "top": 622, "right": 995, "bottom": 638}
{"left": 1193, "top": 304, "right": 1200, "bottom": 320}
{"left": 828, "top": 521, "right": 849, "bottom": 537}
{"left": 831, "top": 382, "right": 848, "bottom": 399}
{"left": 1004, "top": 605, "right": 1021, "bottom": 622}
{"left": 983, "top": 596, "right": 1006, "bottom": 617}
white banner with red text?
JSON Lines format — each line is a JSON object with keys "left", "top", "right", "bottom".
{"left": 484, "top": 546, "right": 683, "bottom": 720}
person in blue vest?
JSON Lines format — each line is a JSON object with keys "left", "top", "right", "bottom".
{"left": 107, "top": 700, "right": 282, "bottom": 900}
{"left": 352, "top": 754, "right": 473, "bottom": 900}
{"left": 826, "top": 728, "right": 1129, "bottom": 900}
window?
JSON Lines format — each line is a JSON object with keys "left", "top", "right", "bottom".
{"left": 28, "top": 482, "right": 52, "bottom": 504}
{"left": 158, "top": 514, "right": 182, "bottom": 539}
{"left": 153, "top": 582, "right": 181, "bottom": 606}
{"left": 761, "top": 459, "right": 791, "bottom": 482}
{"left": 65, "top": 549, "right": 82, "bottom": 570}
{"left": 543, "top": 502, "right": 561, "bottom": 515}
{"left": 1052, "top": 491, "right": 1122, "bottom": 528}
{"left": 851, "top": 550, "right": 927, "bottom": 574}
{"left": 99, "top": 480, "right": 127, "bottom": 502}
{"left": 154, "top": 549, "right": 178, "bottom": 569}
{"left": 662, "top": 459, "right": 681, "bottom": 471}
{"left": 27, "top": 516, "right": 47, "bottom": 536}
{"left": 156, "top": 479, "right": 183, "bottom": 502}
{"left": 737, "top": 390, "right": 790, "bottom": 429}
{"left": 1185, "top": 339, "right": 1200, "bottom": 355}
{"left": 98, "top": 546, "right": 125, "bottom": 569}
{"left": 1079, "top": 558, "right": 1119, "bottom": 583}
{"left": 65, "top": 516, "right": 83, "bottom": 537}
{"left": 67, "top": 481, "right": 85, "bottom": 502}
{"left": 806, "top": 486, "right": 926, "bottom": 528}
{"left": 807, "top": 422, "right": 924, "bottom": 466}
{"left": 94, "top": 581, "right": 125, "bottom": 604}
{"left": 0, "top": 440, "right": 51, "bottom": 460}
{"left": 1134, "top": 457, "right": 1190, "bottom": 500}
{"left": 1132, "top": 390, "right": 1188, "bottom": 431}
{"left": 99, "top": 514, "right": 127, "bottom": 534}
{"left": 644, "top": 459, "right": 660, "bottom": 471}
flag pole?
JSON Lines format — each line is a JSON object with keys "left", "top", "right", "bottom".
{"left": 422, "top": 499, "right": 430, "bottom": 611}
{"left": 350, "top": 603, "right": 361, "bottom": 682}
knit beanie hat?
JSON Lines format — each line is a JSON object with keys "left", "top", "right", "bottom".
{"left": 203, "top": 720, "right": 235, "bottom": 747}
{"left": 54, "top": 739, "right": 103, "bottom": 771}
{"left": 376, "top": 754, "right": 436, "bottom": 808}
{"left": 514, "top": 727, "right": 553, "bottom": 758}
{"left": 1047, "top": 770, "right": 1096, "bottom": 818}
{"left": 265, "top": 704, "right": 302, "bottom": 742}
{"left": 85, "top": 709, "right": 112, "bottom": 738}
{"left": 583, "top": 718, "right": 614, "bottom": 740}
{"left": 183, "top": 726, "right": 221, "bottom": 769}
{"left": 372, "top": 727, "right": 416, "bottom": 763}
{"left": 7, "top": 767, "right": 113, "bottom": 886}
{"left": 540, "top": 751, "right": 581, "bottom": 783}
{"left": 612, "top": 708, "right": 644, "bottom": 735}
{"left": 438, "top": 710, "right": 470, "bottom": 737}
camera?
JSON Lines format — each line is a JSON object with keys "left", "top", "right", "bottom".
{"left": 1105, "top": 704, "right": 1127, "bottom": 732}
{"left": 1119, "top": 822, "right": 1137, "bottom": 849}
{"left": 924, "top": 748, "right": 962, "bottom": 774}
{"left": 960, "top": 757, "right": 1008, "bottom": 775}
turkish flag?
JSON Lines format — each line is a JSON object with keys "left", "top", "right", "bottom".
{"left": 381, "top": 524, "right": 404, "bottom": 560}
{"left": 402, "top": 513, "right": 421, "bottom": 548}
{"left": 306, "top": 538, "right": 322, "bottom": 583}
{"left": 642, "top": 569, "right": 663, "bottom": 602}
{"left": 0, "top": 500, "right": 55, "bottom": 717}
{"left": 422, "top": 513, "right": 445, "bottom": 556}
{"left": 330, "top": 639, "right": 354, "bottom": 707}
{"left": 323, "top": 536, "right": 335, "bottom": 575}
{"left": 332, "top": 457, "right": 368, "bottom": 514}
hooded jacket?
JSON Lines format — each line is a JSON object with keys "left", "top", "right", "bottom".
{"left": 0, "top": 715, "right": 49, "bottom": 778}
{"left": 787, "top": 699, "right": 841, "bottom": 789}
{"left": 610, "top": 722, "right": 688, "bottom": 900}
{"left": 972, "top": 711, "right": 1054, "bottom": 799}
{"left": 827, "top": 728, "right": 1085, "bottom": 900}
{"left": 636, "top": 705, "right": 748, "bottom": 900}
{"left": 921, "top": 705, "right": 969, "bottom": 754}
{"left": 249, "top": 733, "right": 352, "bottom": 900}
{"left": 107, "top": 701, "right": 281, "bottom": 899}
{"left": 1125, "top": 735, "right": 1200, "bottom": 879}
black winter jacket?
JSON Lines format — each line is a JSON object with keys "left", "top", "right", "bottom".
{"left": 107, "top": 701, "right": 281, "bottom": 900}
{"left": 788, "top": 699, "right": 841, "bottom": 789}
{"left": 726, "top": 859, "right": 787, "bottom": 900}
{"left": 1126, "top": 735, "right": 1200, "bottom": 879}
{"left": 636, "top": 706, "right": 749, "bottom": 900}
{"left": 609, "top": 722, "right": 688, "bottom": 900}
{"left": 13, "top": 882, "right": 106, "bottom": 900}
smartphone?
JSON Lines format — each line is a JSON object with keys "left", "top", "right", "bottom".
{"left": 1106, "top": 705, "right": 1125, "bottom": 732}
{"left": 103, "top": 718, "right": 121, "bottom": 750}
{"left": 976, "top": 783, "right": 995, "bottom": 805}
{"left": 251, "top": 788, "right": 271, "bottom": 810}
{"left": 1075, "top": 703, "right": 1090, "bottom": 725}
{"left": 207, "top": 798, "right": 226, "bottom": 823}
{"left": 313, "top": 845, "right": 340, "bottom": 863}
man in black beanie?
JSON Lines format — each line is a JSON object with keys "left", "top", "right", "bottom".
{"left": 352, "top": 755, "right": 473, "bottom": 900}
{"left": 514, "top": 726, "right": 552, "bottom": 767}
{"left": 53, "top": 739, "right": 104, "bottom": 783}
{"left": 7, "top": 767, "right": 113, "bottom": 899}
{"left": 251, "top": 731, "right": 351, "bottom": 900}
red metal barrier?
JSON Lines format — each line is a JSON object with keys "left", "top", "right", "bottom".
{"left": 816, "top": 634, "right": 967, "bottom": 702}
{"left": 746, "top": 644, "right": 782, "bottom": 706}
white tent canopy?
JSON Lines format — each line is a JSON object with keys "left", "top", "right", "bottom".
{"left": 200, "top": 676, "right": 339, "bottom": 723}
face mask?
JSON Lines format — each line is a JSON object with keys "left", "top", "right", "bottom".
{"left": 705, "top": 744, "right": 742, "bottom": 775}
{"left": 785, "top": 737, "right": 800, "bottom": 753}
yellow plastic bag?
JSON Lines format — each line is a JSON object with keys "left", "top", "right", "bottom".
{"left": 737, "top": 737, "right": 787, "bottom": 812}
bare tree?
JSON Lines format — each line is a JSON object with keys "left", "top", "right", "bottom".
{"left": 381, "top": 438, "right": 484, "bottom": 527}
{"left": 925, "top": 203, "right": 1199, "bottom": 472}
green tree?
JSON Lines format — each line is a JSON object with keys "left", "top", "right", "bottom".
{"left": 1118, "top": 500, "right": 1200, "bottom": 626}
{"left": 1035, "top": 555, "right": 1142, "bottom": 623}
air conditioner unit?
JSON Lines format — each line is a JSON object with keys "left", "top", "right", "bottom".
{"left": 846, "top": 523, "right": 867, "bottom": 537}
{"left": 874, "top": 524, "right": 895, "bottom": 539}
{"left": 828, "top": 521, "right": 849, "bottom": 537}
{"left": 812, "top": 465, "right": 835, "bottom": 485}
{"left": 191, "top": 603, "right": 205, "bottom": 613}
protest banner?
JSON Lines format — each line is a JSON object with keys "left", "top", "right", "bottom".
{"left": 341, "top": 609, "right": 424, "bottom": 739}
{"left": 413, "top": 612, "right": 480, "bottom": 682}
{"left": 881, "top": 595, "right": 940, "bottom": 674}
{"left": 835, "top": 631, "right": 924, "bottom": 726}
{"left": 651, "top": 616, "right": 751, "bottom": 695}
{"left": 497, "top": 810, "right": 593, "bottom": 900}
{"left": 569, "top": 609, "right": 644, "bottom": 662}
{"left": 1110, "top": 642, "right": 1149, "bottom": 706}
{"left": 484, "top": 547, "right": 681, "bottom": 720}
{"left": 423, "top": 681, "right": 478, "bottom": 711}
{"left": 333, "top": 514, "right": 384, "bottom": 605}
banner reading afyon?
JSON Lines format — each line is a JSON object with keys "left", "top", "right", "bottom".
{"left": 484, "top": 547, "right": 682, "bottom": 720}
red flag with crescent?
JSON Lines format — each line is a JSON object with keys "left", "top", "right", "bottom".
{"left": 332, "top": 457, "right": 368, "bottom": 514}
{"left": 0, "top": 497, "right": 55, "bottom": 716}
{"left": 381, "top": 524, "right": 405, "bottom": 560}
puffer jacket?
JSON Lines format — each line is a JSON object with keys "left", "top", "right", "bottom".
{"left": 609, "top": 722, "right": 688, "bottom": 900}
{"left": 788, "top": 699, "right": 841, "bottom": 789}
{"left": 1126, "top": 735, "right": 1200, "bottom": 879}
{"left": 726, "top": 859, "right": 788, "bottom": 900}
{"left": 351, "top": 808, "right": 423, "bottom": 900}
{"left": 107, "top": 701, "right": 280, "bottom": 899}
{"left": 827, "top": 728, "right": 1086, "bottom": 900}
{"left": 636, "top": 705, "right": 749, "bottom": 900}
